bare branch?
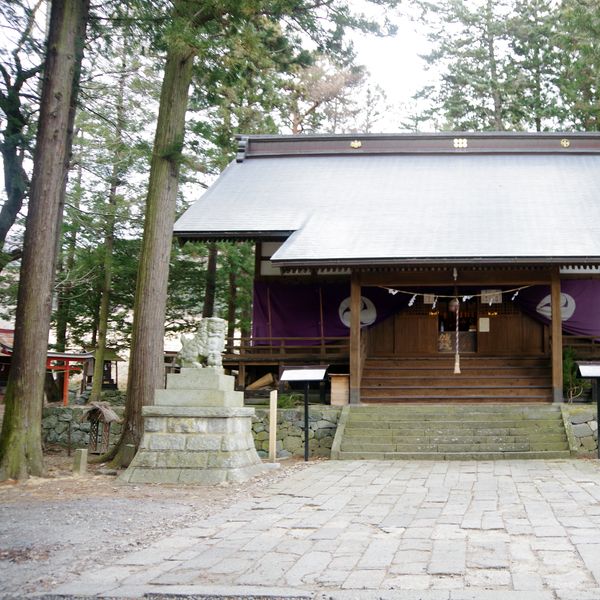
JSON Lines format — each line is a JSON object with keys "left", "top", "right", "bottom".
{"left": 13, "top": 0, "right": 45, "bottom": 58}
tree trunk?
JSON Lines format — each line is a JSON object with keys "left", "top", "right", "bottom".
{"left": 240, "top": 301, "right": 252, "bottom": 341}
{"left": 0, "top": 135, "right": 30, "bottom": 252}
{"left": 89, "top": 60, "right": 126, "bottom": 404}
{"left": 534, "top": 54, "right": 542, "bottom": 133}
{"left": 202, "top": 242, "right": 218, "bottom": 317}
{"left": 105, "top": 19, "right": 196, "bottom": 466}
{"left": 89, "top": 189, "right": 117, "bottom": 404}
{"left": 55, "top": 146, "right": 83, "bottom": 392}
{"left": 0, "top": 0, "right": 89, "bottom": 481}
{"left": 227, "top": 267, "right": 237, "bottom": 341}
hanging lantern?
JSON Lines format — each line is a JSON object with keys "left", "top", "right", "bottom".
{"left": 449, "top": 297, "right": 459, "bottom": 313}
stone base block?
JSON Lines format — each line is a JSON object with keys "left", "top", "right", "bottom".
{"left": 121, "top": 367, "right": 264, "bottom": 486}
{"left": 166, "top": 368, "right": 235, "bottom": 391}
{"left": 154, "top": 388, "right": 243, "bottom": 408}
{"left": 142, "top": 406, "right": 255, "bottom": 418}
{"left": 121, "top": 407, "right": 264, "bottom": 486}
{"left": 121, "top": 462, "right": 265, "bottom": 485}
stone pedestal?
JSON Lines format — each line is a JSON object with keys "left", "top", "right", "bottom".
{"left": 120, "top": 368, "right": 264, "bottom": 484}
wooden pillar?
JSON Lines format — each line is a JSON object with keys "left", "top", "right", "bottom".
{"left": 551, "top": 269, "right": 563, "bottom": 403}
{"left": 349, "top": 271, "right": 361, "bottom": 404}
{"left": 237, "top": 363, "right": 246, "bottom": 389}
{"left": 62, "top": 363, "right": 70, "bottom": 405}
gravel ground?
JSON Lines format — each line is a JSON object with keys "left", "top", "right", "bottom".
{"left": 0, "top": 447, "right": 315, "bottom": 596}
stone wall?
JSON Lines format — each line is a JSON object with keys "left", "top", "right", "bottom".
{"left": 42, "top": 405, "right": 342, "bottom": 459}
{"left": 42, "top": 406, "right": 124, "bottom": 449}
{"left": 562, "top": 405, "right": 598, "bottom": 455}
{"left": 252, "top": 406, "right": 341, "bottom": 458}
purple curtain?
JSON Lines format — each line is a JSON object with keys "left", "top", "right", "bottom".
{"left": 252, "top": 281, "right": 409, "bottom": 343}
{"left": 253, "top": 279, "right": 600, "bottom": 342}
{"left": 516, "top": 280, "right": 600, "bottom": 338}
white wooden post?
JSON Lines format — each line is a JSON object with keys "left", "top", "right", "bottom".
{"left": 269, "top": 390, "right": 277, "bottom": 462}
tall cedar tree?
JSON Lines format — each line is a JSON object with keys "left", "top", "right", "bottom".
{"left": 106, "top": 0, "right": 399, "bottom": 465}
{"left": 89, "top": 52, "right": 127, "bottom": 404}
{"left": 0, "top": 0, "right": 89, "bottom": 480}
{"left": 106, "top": 0, "right": 196, "bottom": 465}
{"left": 509, "top": 0, "right": 561, "bottom": 131}
{"left": 414, "top": 0, "right": 517, "bottom": 130}
{"left": 557, "top": 0, "right": 600, "bottom": 130}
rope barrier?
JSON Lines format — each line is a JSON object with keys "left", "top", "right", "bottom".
{"left": 454, "top": 298, "right": 461, "bottom": 374}
{"left": 379, "top": 284, "right": 532, "bottom": 301}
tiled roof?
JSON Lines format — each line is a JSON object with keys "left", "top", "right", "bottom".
{"left": 174, "top": 133, "right": 600, "bottom": 266}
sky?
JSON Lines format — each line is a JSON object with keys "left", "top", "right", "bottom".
{"left": 349, "top": 3, "right": 436, "bottom": 132}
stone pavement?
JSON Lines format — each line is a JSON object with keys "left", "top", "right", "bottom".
{"left": 49, "top": 459, "right": 600, "bottom": 599}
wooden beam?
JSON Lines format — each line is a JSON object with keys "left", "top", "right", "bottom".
{"left": 551, "top": 269, "right": 564, "bottom": 403}
{"left": 359, "top": 268, "right": 553, "bottom": 287}
{"left": 254, "top": 241, "right": 262, "bottom": 279}
{"left": 349, "top": 272, "right": 361, "bottom": 404}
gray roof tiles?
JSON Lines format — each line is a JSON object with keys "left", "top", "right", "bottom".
{"left": 173, "top": 144, "right": 600, "bottom": 266}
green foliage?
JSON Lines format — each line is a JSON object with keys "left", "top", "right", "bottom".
{"left": 557, "top": 0, "right": 600, "bottom": 130}
{"left": 411, "top": 0, "right": 600, "bottom": 132}
{"left": 414, "top": 0, "right": 521, "bottom": 131}
{"left": 563, "top": 346, "right": 591, "bottom": 402}
{"left": 3, "top": 0, "right": 404, "bottom": 357}
{"left": 278, "top": 393, "right": 303, "bottom": 408}
{"left": 0, "top": 0, "right": 46, "bottom": 256}
{"left": 508, "top": 0, "right": 562, "bottom": 131}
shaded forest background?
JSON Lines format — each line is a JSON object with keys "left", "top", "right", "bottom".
{"left": 1, "top": 0, "right": 599, "bottom": 359}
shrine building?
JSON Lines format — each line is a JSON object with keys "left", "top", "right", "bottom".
{"left": 174, "top": 132, "right": 600, "bottom": 407}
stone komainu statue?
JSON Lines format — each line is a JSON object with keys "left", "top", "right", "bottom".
{"left": 178, "top": 317, "right": 227, "bottom": 369}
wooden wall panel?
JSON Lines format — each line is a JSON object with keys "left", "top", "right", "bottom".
{"left": 368, "top": 308, "right": 546, "bottom": 357}
{"left": 522, "top": 313, "right": 545, "bottom": 354}
{"left": 478, "top": 314, "right": 546, "bottom": 355}
{"left": 478, "top": 315, "right": 521, "bottom": 355}
{"left": 394, "top": 315, "right": 438, "bottom": 355}
{"left": 369, "top": 316, "right": 394, "bottom": 355}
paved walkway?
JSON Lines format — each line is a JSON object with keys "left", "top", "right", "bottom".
{"left": 52, "top": 459, "right": 600, "bottom": 599}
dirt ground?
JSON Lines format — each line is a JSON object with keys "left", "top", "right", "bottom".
{"left": 0, "top": 446, "right": 316, "bottom": 597}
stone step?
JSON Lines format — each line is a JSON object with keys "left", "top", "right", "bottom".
{"left": 346, "top": 411, "right": 563, "bottom": 420}
{"left": 342, "top": 433, "right": 568, "bottom": 445}
{"left": 347, "top": 404, "right": 562, "bottom": 413}
{"left": 155, "top": 388, "right": 243, "bottom": 408}
{"left": 332, "top": 404, "right": 570, "bottom": 461}
{"left": 341, "top": 441, "right": 543, "bottom": 452}
{"left": 337, "top": 450, "right": 572, "bottom": 460}
{"left": 343, "top": 430, "right": 565, "bottom": 442}
{"left": 166, "top": 368, "right": 235, "bottom": 391}
{"left": 347, "top": 414, "right": 563, "bottom": 422}
{"left": 341, "top": 437, "right": 568, "bottom": 451}
{"left": 360, "top": 395, "right": 553, "bottom": 403}
{"left": 345, "top": 419, "right": 564, "bottom": 429}
{"left": 346, "top": 415, "right": 564, "bottom": 423}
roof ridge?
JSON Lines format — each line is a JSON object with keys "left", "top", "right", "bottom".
{"left": 234, "top": 132, "right": 600, "bottom": 161}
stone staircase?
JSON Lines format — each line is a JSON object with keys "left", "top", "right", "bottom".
{"left": 331, "top": 404, "right": 571, "bottom": 460}
{"left": 361, "top": 356, "right": 553, "bottom": 403}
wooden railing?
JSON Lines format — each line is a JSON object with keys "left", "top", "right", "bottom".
{"left": 563, "top": 335, "right": 600, "bottom": 358}
{"left": 223, "top": 336, "right": 350, "bottom": 363}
